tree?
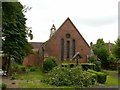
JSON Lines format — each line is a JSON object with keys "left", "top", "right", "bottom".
{"left": 112, "top": 38, "right": 120, "bottom": 60}
{"left": 92, "top": 38, "right": 109, "bottom": 68}
{"left": 2, "top": 2, "right": 33, "bottom": 73}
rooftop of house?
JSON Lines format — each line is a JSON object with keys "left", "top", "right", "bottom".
{"left": 29, "top": 42, "right": 43, "bottom": 49}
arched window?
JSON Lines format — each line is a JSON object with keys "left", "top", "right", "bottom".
{"left": 66, "top": 40, "right": 70, "bottom": 61}
{"left": 72, "top": 39, "right": 75, "bottom": 57}
{"left": 61, "top": 38, "right": 64, "bottom": 61}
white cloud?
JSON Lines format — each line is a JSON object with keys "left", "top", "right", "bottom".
{"left": 19, "top": 0, "right": 119, "bottom": 44}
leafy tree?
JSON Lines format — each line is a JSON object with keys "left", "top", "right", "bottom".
{"left": 112, "top": 38, "right": 120, "bottom": 60}
{"left": 2, "top": 2, "right": 33, "bottom": 73}
{"left": 92, "top": 38, "right": 109, "bottom": 69}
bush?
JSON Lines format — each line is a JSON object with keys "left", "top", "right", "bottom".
{"left": 90, "top": 73, "right": 97, "bottom": 85}
{"left": 43, "top": 57, "right": 57, "bottom": 73}
{"left": 18, "top": 65, "right": 26, "bottom": 72}
{"left": 11, "top": 63, "right": 19, "bottom": 72}
{"left": 0, "top": 83, "right": 7, "bottom": 89}
{"left": 88, "top": 56, "right": 96, "bottom": 63}
{"left": 88, "top": 56, "right": 101, "bottom": 72}
{"left": 81, "top": 63, "right": 95, "bottom": 71}
{"left": 94, "top": 61, "right": 101, "bottom": 72}
{"left": 87, "top": 69, "right": 107, "bottom": 84}
{"left": 11, "top": 63, "right": 26, "bottom": 72}
{"left": 43, "top": 66, "right": 97, "bottom": 87}
{"left": 29, "top": 66, "right": 36, "bottom": 72}
{"left": 10, "top": 72, "right": 18, "bottom": 80}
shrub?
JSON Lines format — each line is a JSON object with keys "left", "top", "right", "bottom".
{"left": 87, "top": 69, "right": 107, "bottom": 84}
{"left": 94, "top": 61, "right": 101, "bottom": 72}
{"left": 90, "top": 73, "right": 97, "bottom": 85}
{"left": 0, "top": 83, "right": 7, "bottom": 89}
{"left": 88, "top": 56, "right": 96, "bottom": 63}
{"left": 43, "top": 66, "right": 97, "bottom": 87}
{"left": 18, "top": 65, "right": 26, "bottom": 72}
{"left": 87, "top": 56, "right": 102, "bottom": 72}
{"left": 11, "top": 63, "right": 26, "bottom": 72}
{"left": 11, "top": 63, "right": 19, "bottom": 72}
{"left": 43, "top": 57, "right": 57, "bottom": 73}
{"left": 81, "top": 63, "right": 95, "bottom": 71}
{"left": 29, "top": 66, "right": 36, "bottom": 72}
{"left": 10, "top": 72, "right": 18, "bottom": 80}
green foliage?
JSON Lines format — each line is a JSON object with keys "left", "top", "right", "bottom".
{"left": 10, "top": 72, "right": 19, "bottom": 80}
{"left": 81, "top": 63, "right": 95, "bottom": 71}
{"left": 11, "top": 62, "right": 26, "bottom": 72}
{"left": 26, "top": 66, "right": 36, "bottom": 72}
{"left": 92, "top": 38, "right": 109, "bottom": 68}
{"left": 107, "top": 54, "right": 117, "bottom": 70}
{"left": 61, "top": 63, "right": 76, "bottom": 68}
{"left": 88, "top": 56, "right": 101, "bottom": 71}
{"left": 90, "top": 73, "right": 97, "bottom": 85}
{"left": 105, "top": 75, "right": 119, "bottom": 86}
{"left": 94, "top": 61, "right": 101, "bottom": 72}
{"left": 0, "top": 83, "right": 7, "bottom": 89}
{"left": 107, "top": 54, "right": 117, "bottom": 63}
{"left": 88, "top": 69, "right": 107, "bottom": 84}
{"left": 2, "top": 2, "right": 33, "bottom": 72}
{"left": 43, "top": 57, "right": 57, "bottom": 73}
{"left": 43, "top": 66, "right": 97, "bottom": 87}
{"left": 112, "top": 38, "right": 120, "bottom": 59}
{"left": 88, "top": 56, "right": 95, "bottom": 63}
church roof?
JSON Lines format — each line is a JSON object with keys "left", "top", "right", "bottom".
{"left": 49, "top": 17, "right": 90, "bottom": 48}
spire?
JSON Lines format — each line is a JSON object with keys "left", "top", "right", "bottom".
{"left": 50, "top": 24, "right": 56, "bottom": 38}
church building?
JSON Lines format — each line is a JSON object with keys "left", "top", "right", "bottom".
{"left": 23, "top": 18, "right": 93, "bottom": 66}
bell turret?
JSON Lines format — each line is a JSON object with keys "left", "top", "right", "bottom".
{"left": 49, "top": 24, "right": 56, "bottom": 38}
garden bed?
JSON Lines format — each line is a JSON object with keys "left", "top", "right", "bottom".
{"left": 2, "top": 68, "right": 119, "bottom": 88}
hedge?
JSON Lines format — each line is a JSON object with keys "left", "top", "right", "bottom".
{"left": 87, "top": 69, "right": 107, "bottom": 84}
{"left": 81, "top": 63, "right": 95, "bottom": 71}
{"left": 61, "top": 63, "right": 76, "bottom": 68}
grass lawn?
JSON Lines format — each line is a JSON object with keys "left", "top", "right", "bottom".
{"left": 17, "top": 69, "right": 74, "bottom": 88}
{"left": 102, "top": 70, "right": 119, "bottom": 86}
{"left": 17, "top": 69, "right": 119, "bottom": 88}
{"left": 3, "top": 68, "right": 119, "bottom": 88}
{"left": 18, "top": 69, "right": 44, "bottom": 80}
{"left": 105, "top": 75, "right": 118, "bottom": 86}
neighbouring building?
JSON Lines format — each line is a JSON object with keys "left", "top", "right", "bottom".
{"left": 23, "top": 18, "right": 93, "bottom": 66}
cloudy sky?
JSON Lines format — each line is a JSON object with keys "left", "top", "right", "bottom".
{"left": 19, "top": 0, "right": 119, "bottom": 45}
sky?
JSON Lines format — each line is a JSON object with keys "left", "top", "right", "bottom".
{"left": 19, "top": 0, "right": 119, "bottom": 45}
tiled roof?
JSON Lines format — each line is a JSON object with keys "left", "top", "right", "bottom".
{"left": 29, "top": 42, "right": 43, "bottom": 49}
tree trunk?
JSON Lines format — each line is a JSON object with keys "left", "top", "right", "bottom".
{"left": 2, "top": 55, "right": 7, "bottom": 70}
{"left": 6, "top": 55, "right": 10, "bottom": 76}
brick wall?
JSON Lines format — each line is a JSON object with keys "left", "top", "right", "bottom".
{"left": 44, "top": 18, "right": 91, "bottom": 64}
{"left": 23, "top": 54, "right": 42, "bottom": 67}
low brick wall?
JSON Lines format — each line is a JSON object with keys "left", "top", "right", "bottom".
{"left": 23, "top": 54, "right": 42, "bottom": 67}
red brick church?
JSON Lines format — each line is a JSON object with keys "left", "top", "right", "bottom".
{"left": 23, "top": 18, "right": 93, "bottom": 66}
